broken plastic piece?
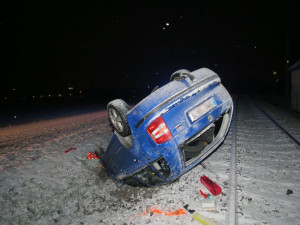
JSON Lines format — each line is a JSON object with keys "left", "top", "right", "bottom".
{"left": 193, "top": 212, "right": 218, "bottom": 225}
{"left": 145, "top": 208, "right": 186, "bottom": 216}
{"left": 201, "top": 199, "right": 216, "bottom": 211}
{"left": 64, "top": 147, "right": 77, "bottom": 153}
{"left": 200, "top": 175, "right": 222, "bottom": 195}
{"left": 87, "top": 152, "right": 98, "bottom": 159}
{"left": 184, "top": 204, "right": 218, "bottom": 225}
{"left": 200, "top": 190, "right": 207, "bottom": 199}
{"left": 165, "top": 209, "right": 186, "bottom": 216}
{"left": 184, "top": 204, "right": 195, "bottom": 214}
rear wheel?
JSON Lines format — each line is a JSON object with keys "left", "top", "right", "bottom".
{"left": 170, "top": 69, "right": 190, "bottom": 81}
{"left": 107, "top": 99, "right": 131, "bottom": 137}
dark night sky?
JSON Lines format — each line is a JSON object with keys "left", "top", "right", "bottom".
{"left": 1, "top": 1, "right": 300, "bottom": 99}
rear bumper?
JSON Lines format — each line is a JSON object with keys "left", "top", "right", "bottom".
{"left": 119, "top": 105, "right": 233, "bottom": 187}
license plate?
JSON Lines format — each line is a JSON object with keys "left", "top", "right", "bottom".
{"left": 188, "top": 98, "right": 217, "bottom": 122}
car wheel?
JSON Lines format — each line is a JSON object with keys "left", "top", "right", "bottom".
{"left": 170, "top": 69, "right": 190, "bottom": 81}
{"left": 107, "top": 99, "right": 131, "bottom": 137}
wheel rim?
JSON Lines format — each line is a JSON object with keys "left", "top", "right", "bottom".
{"left": 109, "top": 108, "right": 124, "bottom": 133}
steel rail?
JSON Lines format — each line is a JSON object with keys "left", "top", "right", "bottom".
{"left": 253, "top": 101, "right": 300, "bottom": 146}
{"left": 226, "top": 96, "right": 238, "bottom": 225}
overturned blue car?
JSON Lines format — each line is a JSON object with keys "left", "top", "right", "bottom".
{"left": 97, "top": 68, "right": 233, "bottom": 187}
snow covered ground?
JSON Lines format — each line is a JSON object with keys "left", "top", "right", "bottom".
{"left": 0, "top": 97, "right": 299, "bottom": 225}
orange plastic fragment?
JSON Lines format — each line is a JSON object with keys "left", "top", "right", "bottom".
{"left": 145, "top": 208, "right": 186, "bottom": 216}
{"left": 165, "top": 208, "right": 186, "bottom": 216}
{"left": 87, "top": 152, "right": 98, "bottom": 159}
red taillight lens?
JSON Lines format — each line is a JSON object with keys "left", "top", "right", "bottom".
{"left": 147, "top": 116, "right": 172, "bottom": 144}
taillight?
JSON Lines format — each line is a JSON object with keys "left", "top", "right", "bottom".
{"left": 147, "top": 116, "right": 172, "bottom": 144}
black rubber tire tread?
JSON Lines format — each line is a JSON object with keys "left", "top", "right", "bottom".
{"left": 170, "top": 69, "right": 190, "bottom": 82}
{"left": 107, "top": 99, "right": 131, "bottom": 137}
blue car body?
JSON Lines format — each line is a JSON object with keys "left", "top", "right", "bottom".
{"left": 103, "top": 68, "right": 233, "bottom": 187}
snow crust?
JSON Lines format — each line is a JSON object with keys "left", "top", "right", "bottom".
{"left": 0, "top": 97, "right": 300, "bottom": 225}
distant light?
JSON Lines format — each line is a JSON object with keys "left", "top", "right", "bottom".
{"left": 48, "top": 94, "right": 51, "bottom": 97}
{"left": 276, "top": 79, "right": 279, "bottom": 83}
{"left": 4, "top": 97, "right": 7, "bottom": 100}
{"left": 254, "top": 46, "right": 257, "bottom": 49}
{"left": 58, "top": 94, "right": 62, "bottom": 97}
{"left": 287, "top": 60, "right": 290, "bottom": 64}
{"left": 79, "top": 90, "right": 83, "bottom": 94}
{"left": 69, "top": 93, "right": 72, "bottom": 96}
{"left": 13, "top": 88, "right": 16, "bottom": 91}
{"left": 180, "top": 16, "right": 183, "bottom": 19}
{"left": 214, "top": 64, "right": 218, "bottom": 67}
{"left": 162, "top": 27, "right": 166, "bottom": 30}
{"left": 166, "top": 22, "right": 170, "bottom": 26}
{"left": 68, "top": 87, "right": 74, "bottom": 90}
{"left": 40, "top": 95, "right": 43, "bottom": 98}
{"left": 32, "top": 96, "right": 35, "bottom": 98}
{"left": 273, "top": 71, "right": 277, "bottom": 75}
{"left": 14, "top": 116, "right": 17, "bottom": 119}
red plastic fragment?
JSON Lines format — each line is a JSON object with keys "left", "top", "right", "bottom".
{"left": 200, "top": 190, "right": 207, "bottom": 199}
{"left": 200, "top": 175, "right": 222, "bottom": 195}
{"left": 64, "top": 147, "right": 77, "bottom": 153}
{"left": 87, "top": 152, "right": 98, "bottom": 159}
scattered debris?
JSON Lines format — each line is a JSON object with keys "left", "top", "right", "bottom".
{"left": 86, "top": 152, "right": 98, "bottom": 159}
{"left": 287, "top": 189, "right": 293, "bottom": 195}
{"left": 201, "top": 199, "right": 216, "bottom": 211}
{"left": 143, "top": 208, "right": 186, "bottom": 216}
{"left": 184, "top": 204, "right": 218, "bottom": 225}
{"left": 200, "top": 175, "right": 222, "bottom": 195}
{"left": 200, "top": 190, "right": 207, "bottom": 199}
{"left": 201, "top": 163, "right": 220, "bottom": 179}
{"left": 64, "top": 147, "right": 77, "bottom": 153}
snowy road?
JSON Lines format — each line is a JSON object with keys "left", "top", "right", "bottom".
{"left": 0, "top": 97, "right": 300, "bottom": 225}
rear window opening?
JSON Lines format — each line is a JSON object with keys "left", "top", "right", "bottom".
{"left": 181, "top": 114, "right": 225, "bottom": 163}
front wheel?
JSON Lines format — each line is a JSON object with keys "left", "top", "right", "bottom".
{"left": 107, "top": 99, "right": 131, "bottom": 137}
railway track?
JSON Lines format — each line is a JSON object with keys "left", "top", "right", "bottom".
{"left": 220, "top": 96, "right": 300, "bottom": 225}
{"left": 225, "top": 97, "right": 237, "bottom": 225}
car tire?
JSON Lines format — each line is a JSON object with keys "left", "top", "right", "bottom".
{"left": 107, "top": 99, "right": 131, "bottom": 137}
{"left": 170, "top": 69, "right": 190, "bottom": 81}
